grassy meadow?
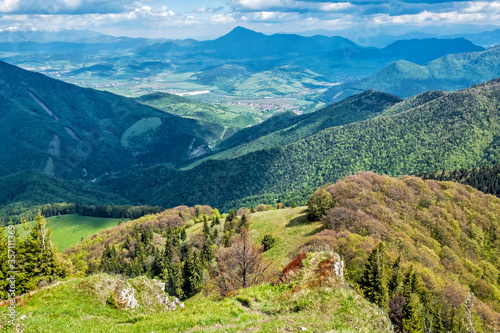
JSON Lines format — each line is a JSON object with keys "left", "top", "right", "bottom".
{"left": 11, "top": 214, "right": 127, "bottom": 252}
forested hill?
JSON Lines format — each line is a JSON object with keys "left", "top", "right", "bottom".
{"left": 215, "top": 90, "right": 402, "bottom": 158}
{"left": 322, "top": 45, "right": 500, "bottom": 103}
{"left": 0, "top": 60, "right": 221, "bottom": 179}
{"left": 420, "top": 164, "right": 500, "bottom": 197}
{"left": 103, "top": 78, "right": 500, "bottom": 209}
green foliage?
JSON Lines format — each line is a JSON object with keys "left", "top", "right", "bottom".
{"left": 305, "top": 172, "right": 500, "bottom": 331}
{"left": 307, "top": 189, "right": 333, "bottom": 221}
{"left": 261, "top": 234, "right": 277, "bottom": 252}
{"left": 105, "top": 79, "right": 500, "bottom": 210}
{"left": 360, "top": 242, "right": 389, "bottom": 310}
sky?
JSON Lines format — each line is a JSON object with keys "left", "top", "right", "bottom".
{"left": 0, "top": 0, "right": 499, "bottom": 39}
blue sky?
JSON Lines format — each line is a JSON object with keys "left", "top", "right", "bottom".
{"left": 0, "top": 0, "right": 498, "bottom": 39}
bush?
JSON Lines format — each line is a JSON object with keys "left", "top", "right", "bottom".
{"left": 261, "top": 234, "right": 277, "bottom": 252}
{"left": 307, "top": 189, "right": 333, "bottom": 220}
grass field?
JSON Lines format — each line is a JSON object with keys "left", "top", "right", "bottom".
{"left": 12, "top": 214, "right": 127, "bottom": 252}
{"left": 249, "top": 207, "right": 323, "bottom": 267}
{"left": 3, "top": 272, "right": 391, "bottom": 333}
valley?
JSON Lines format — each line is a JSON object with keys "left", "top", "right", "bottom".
{"left": 1, "top": 22, "right": 500, "bottom": 333}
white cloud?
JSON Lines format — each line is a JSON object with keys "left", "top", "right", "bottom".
{"left": 210, "top": 13, "right": 236, "bottom": 24}
{"left": 0, "top": 0, "right": 20, "bottom": 12}
{"left": 318, "top": 2, "right": 354, "bottom": 12}
{"left": 236, "top": 0, "right": 287, "bottom": 10}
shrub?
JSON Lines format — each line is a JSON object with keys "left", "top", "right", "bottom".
{"left": 261, "top": 234, "right": 277, "bottom": 252}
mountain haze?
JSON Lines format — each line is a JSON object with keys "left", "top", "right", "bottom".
{"left": 322, "top": 45, "right": 500, "bottom": 103}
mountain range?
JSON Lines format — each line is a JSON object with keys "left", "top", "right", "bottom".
{"left": 322, "top": 45, "right": 500, "bottom": 103}
{"left": 102, "top": 78, "right": 500, "bottom": 209}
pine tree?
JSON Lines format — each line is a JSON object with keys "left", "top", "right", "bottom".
{"left": 401, "top": 267, "right": 424, "bottom": 333}
{"left": 388, "top": 256, "right": 402, "bottom": 296}
{"left": 182, "top": 248, "right": 203, "bottom": 297}
{"left": 0, "top": 226, "right": 10, "bottom": 299}
{"left": 238, "top": 215, "right": 249, "bottom": 232}
{"left": 22, "top": 212, "right": 65, "bottom": 284}
{"left": 212, "top": 228, "right": 219, "bottom": 243}
{"left": 201, "top": 235, "right": 214, "bottom": 266}
{"left": 170, "top": 261, "right": 184, "bottom": 299}
{"left": 202, "top": 219, "right": 210, "bottom": 238}
{"left": 431, "top": 306, "right": 445, "bottom": 333}
{"left": 227, "top": 209, "right": 236, "bottom": 222}
{"left": 180, "top": 227, "right": 187, "bottom": 241}
{"left": 100, "top": 244, "right": 122, "bottom": 274}
{"left": 360, "top": 242, "right": 389, "bottom": 310}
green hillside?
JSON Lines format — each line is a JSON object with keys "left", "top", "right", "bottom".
{"left": 322, "top": 46, "right": 500, "bottom": 103}
{"left": 0, "top": 60, "right": 221, "bottom": 179}
{"left": 305, "top": 172, "right": 500, "bottom": 331}
{"left": 136, "top": 91, "right": 253, "bottom": 131}
{"left": 0, "top": 169, "right": 129, "bottom": 223}
{"left": 212, "top": 89, "right": 402, "bottom": 160}
{"left": 1, "top": 272, "right": 390, "bottom": 332}
{"left": 103, "top": 79, "right": 500, "bottom": 208}
{"left": 11, "top": 214, "right": 126, "bottom": 252}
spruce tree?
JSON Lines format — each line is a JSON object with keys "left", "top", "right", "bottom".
{"left": 182, "top": 248, "right": 203, "bottom": 297}
{"left": 170, "top": 261, "right": 184, "bottom": 299}
{"left": 202, "top": 219, "right": 210, "bottom": 238}
{"left": 180, "top": 227, "right": 187, "bottom": 241}
{"left": 388, "top": 256, "right": 402, "bottom": 296}
{"left": 401, "top": 267, "right": 424, "bottom": 333}
{"left": 360, "top": 242, "right": 389, "bottom": 310}
{"left": 201, "top": 235, "right": 214, "bottom": 266}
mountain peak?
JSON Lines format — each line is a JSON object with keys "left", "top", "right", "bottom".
{"left": 222, "top": 26, "right": 264, "bottom": 39}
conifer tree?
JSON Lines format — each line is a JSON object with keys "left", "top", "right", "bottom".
{"left": 201, "top": 235, "right": 214, "bottom": 266}
{"left": 170, "top": 261, "right": 184, "bottom": 299}
{"left": 0, "top": 227, "right": 9, "bottom": 299}
{"left": 360, "top": 242, "right": 389, "bottom": 310}
{"left": 180, "top": 227, "right": 187, "bottom": 241}
{"left": 202, "top": 219, "right": 210, "bottom": 238}
{"left": 212, "top": 228, "right": 219, "bottom": 243}
{"left": 388, "top": 256, "right": 402, "bottom": 296}
{"left": 237, "top": 215, "right": 249, "bottom": 232}
{"left": 401, "top": 267, "right": 424, "bottom": 333}
{"left": 227, "top": 209, "right": 236, "bottom": 222}
{"left": 182, "top": 248, "right": 203, "bottom": 297}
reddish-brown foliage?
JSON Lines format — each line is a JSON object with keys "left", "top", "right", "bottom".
{"left": 274, "top": 251, "right": 307, "bottom": 285}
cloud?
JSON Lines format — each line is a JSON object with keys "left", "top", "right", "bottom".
{"left": 0, "top": 0, "right": 132, "bottom": 14}
{"left": 192, "top": 7, "right": 223, "bottom": 14}
{"left": 210, "top": 13, "right": 236, "bottom": 24}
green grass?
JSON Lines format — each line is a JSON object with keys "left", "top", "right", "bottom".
{"left": 3, "top": 273, "right": 390, "bottom": 332}
{"left": 12, "top": 215, "right": 127, "bottom": 252}
{"left": 248, "top": 207, "right": 323, "bottom": 267}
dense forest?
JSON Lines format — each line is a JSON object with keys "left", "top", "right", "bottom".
{"left": 420, "top": 164, "right": 500, "bottom": 197}
{"left": 103, "top": 79, "right": 500, "bottom": 210}
{"left": 2, "top": 172, "right": 500, "bottom": 331}
{"left": 305, "top": 172, "right": 500, "bottom": 331}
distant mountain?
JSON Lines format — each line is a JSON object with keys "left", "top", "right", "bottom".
{"left": 103, "top": 79, "right": 500, "bottom": 208}
{"left": 322, "top": 46, "right": 500, "bottom": 103}
{"left": 0, "top": 60, "right": 221, "bottom": 179}
{"left": 137, "top": 27, "right": 484, "bottom": 78}
{"left": 381, "top": 38, "right": 484, "bottom": 64}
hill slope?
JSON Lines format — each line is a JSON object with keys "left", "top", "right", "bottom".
{"left": 306, "top": 172, "right": 500, "bottom": 331}
{"left": 103, "top": 79, "right": 500, "bottom": 208}
{"left": 0, "top": 61, "right": 220, "bottom": 179}
{"left": 322, "top": 46, "right": 500, "bottom": 103}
